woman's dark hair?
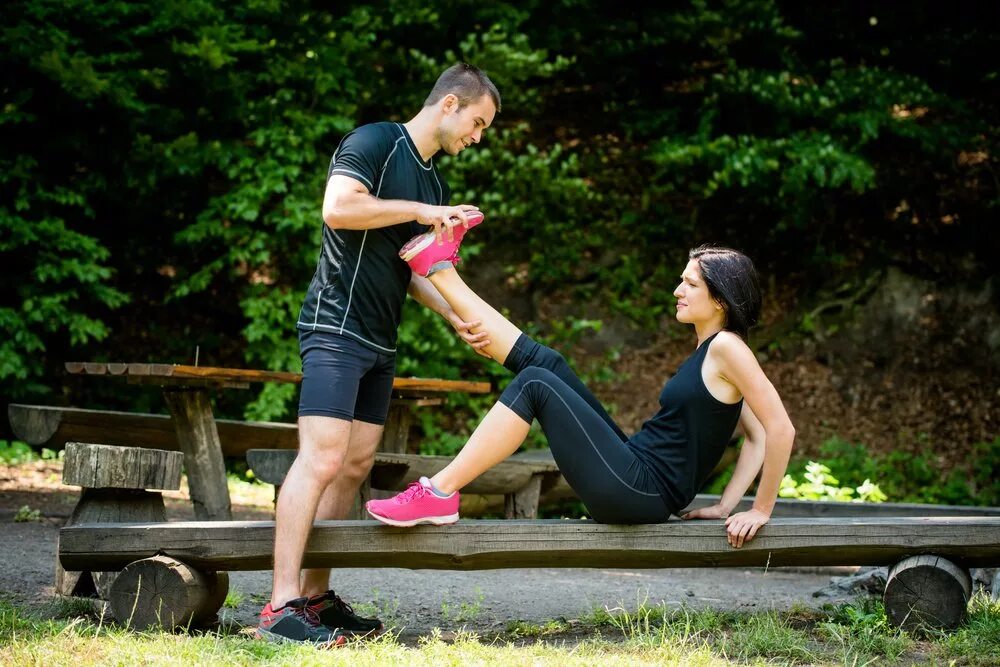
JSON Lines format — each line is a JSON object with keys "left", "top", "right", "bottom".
{"left": 689, "top": 245, "right": 761, "bottom": 340}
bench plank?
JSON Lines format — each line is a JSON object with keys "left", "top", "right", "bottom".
{"left": 8, "top": 404, "right": 426, "bottom": 457}
{"left": 59, "top": 517, "right": 1000, "bottom": 571}
{"left": 64, "top": 364, "right": 490, "bottom": 394}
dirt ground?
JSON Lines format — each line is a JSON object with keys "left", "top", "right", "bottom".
{"left": 1, "top": 460, "right": 861, "bottom": 640}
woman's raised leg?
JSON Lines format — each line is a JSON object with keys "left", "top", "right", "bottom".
{"left": 429, "top": 266, "right": 627, "bottom": 441}
{"left": 427, "top": 267, "right": 522, "bottom": 365}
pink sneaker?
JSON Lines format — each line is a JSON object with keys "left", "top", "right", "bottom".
{"left": 365, "top": 477, "right": 459, "bottom": 527}
{"left": 399, "top": 210, "right": 485, "bottom": 276}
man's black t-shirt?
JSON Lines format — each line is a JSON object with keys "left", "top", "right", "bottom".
{"left": 297, "top": 122, "right": 450, "bottom": 353}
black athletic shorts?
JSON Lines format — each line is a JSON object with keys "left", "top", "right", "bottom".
{"left": 297, "top": 330, "right": 395, "bottom": 424}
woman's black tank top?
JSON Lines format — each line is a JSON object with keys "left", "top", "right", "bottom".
{"left": 628, "top": 332, "right": 744, "bottom": 512}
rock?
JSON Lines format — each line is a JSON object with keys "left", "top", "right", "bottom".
{"left": 812, "top": 566, "right": 888, "bottom": 598}
{"left": 971, "top": 567, "right": 997, "bottom": 596}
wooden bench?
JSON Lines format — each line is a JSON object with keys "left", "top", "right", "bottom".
{"left": 56, "top": 442, "right": 230, "bottom": 628}
{"left": 7, "top": 403, "right": 435, "bottom": 456}
{"left": 60, "top": 517, "right": 1000, "bottom": 632}
{"left": 56, "top": 443, "right": 1000, "bottom": 633}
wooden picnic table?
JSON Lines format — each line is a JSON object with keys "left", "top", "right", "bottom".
{"left": 66, "top": 362, "right": 490, "bottom": 521}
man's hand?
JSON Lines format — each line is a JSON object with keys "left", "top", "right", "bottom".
{"left": 723, "top": 508, "right": 770, "bottom": 548}
{"left": 417, "top": 204, "right": 480, "bottom": 244}
{"left": 446, "top": 310, "right": 491, "bottom": 358}
{"left": 680, "top": 503, "right": 730, "bottom": 521}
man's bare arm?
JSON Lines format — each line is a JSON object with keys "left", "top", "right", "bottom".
{"left": 324, "top": 175, "right": 478, "bottom": 240}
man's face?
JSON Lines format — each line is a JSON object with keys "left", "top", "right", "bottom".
{"left": 437, "top": 94, "right": 496, "bottom": 156}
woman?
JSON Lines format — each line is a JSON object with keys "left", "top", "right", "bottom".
{"left": 369, "top": 225, "right": 795, "bottom": 548}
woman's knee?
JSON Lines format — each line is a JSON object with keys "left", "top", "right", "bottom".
{"left": 527, "top": 344, "right": 572, "bottom": 375}
{"left": 504, "top": 366, "right": 560, "bottom": 397}
{"left": 516, "top": 365, "right": 560, "bottom": 384}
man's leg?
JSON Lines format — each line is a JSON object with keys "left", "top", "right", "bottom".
{"left": 300, "top": 419, "right": 383, "bottom": 597}
{"left": 270, "top": 415, "right": 352, "bottom": 608}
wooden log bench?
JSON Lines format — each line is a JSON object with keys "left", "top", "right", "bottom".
{"left": 53, "top": 444, "right": 1000, "bottom": 633}
{"left": 8, "top": 400, "right": 441, "bottom": 458}
{"left": 57, "top": 442, "right": 229, "bottom": 629}
{"left": 59, "top": 516, "right": 1000, "bottom": 633}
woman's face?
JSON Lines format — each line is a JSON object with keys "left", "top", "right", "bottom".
{"left": 674, "top": 259, "right": 723, "bottom": 325}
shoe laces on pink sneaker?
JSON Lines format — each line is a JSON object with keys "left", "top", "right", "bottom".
{"left": 394, "top": 480, "right": 429, "bottom": 505}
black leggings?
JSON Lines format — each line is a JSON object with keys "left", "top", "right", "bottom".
{"left": 499, "top": 335, "right": 671, "bottom": 523}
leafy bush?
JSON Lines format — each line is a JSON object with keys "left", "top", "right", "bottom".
{"left": 784, "top": 436, "right": 1000, "bottom": 507}
{"left": 778, "top": 461, "right": 887, "bottom": 503}
{"left": 0, "top": 441, "right": 39, "bottom": 465}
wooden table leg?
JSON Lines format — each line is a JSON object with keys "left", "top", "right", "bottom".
{"left": 380, "top": 401, "right": 413, "bottom": 455}
{"left": 163, "top": 389, "right": 232, "bottom": 520}
{"left": 505, "top": 473, "right": 544, "bottom": 519}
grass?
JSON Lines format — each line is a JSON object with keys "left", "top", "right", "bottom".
{"left": 223, "top": 589, "right": 244, "bottom": 609}
{"left": 440, "top": 587, "right": 485, "bottom": 623}
{"left": 3, "top": 593, "right": 999, "bottom": 666}
{"left": 348, "top": 588, "right": 402, "bottom": 629}
{"left": 932, "top": 593, "right": 1000, "bottom": 666}
{"left": 13, "top": 505, "right": 42, "bottom": 522}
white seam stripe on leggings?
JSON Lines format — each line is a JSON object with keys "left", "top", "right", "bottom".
{"left": 507, "top": 378, "right": 661, "bottom": 497}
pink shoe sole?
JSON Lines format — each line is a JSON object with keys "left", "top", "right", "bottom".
{"left": 399, "top": 210, "right": 485, "bottom": 262}
{"left": 366, "top": 507, "right": 459, "bottom": 527}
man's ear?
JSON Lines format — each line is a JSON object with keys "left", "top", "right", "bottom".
{"left": 441, "top": 93, "right": 459, "bottom": 114}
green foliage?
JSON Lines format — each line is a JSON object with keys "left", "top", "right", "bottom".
{"left": 778, "top": 461, "right": 887, "bottom": 503}
{"left": 13, "top": 505, "right": 42, "bottom": 522}
{"left": 0, "top": 441, "right": 40, "bottom": 465}
{"left": 2, "top": 0, "right": 996, "bottom": 448}
{"left": 223, "top": 588, "right": 244, "bottom": 609}
{"left": 935, "top": 593, "right": 1000, "bottom": 665}
{"left": 805, "top": 435, "right": 1000, "bottom": 506}
{"left": 440, "top": 587, "right": 485, "bottom": 623}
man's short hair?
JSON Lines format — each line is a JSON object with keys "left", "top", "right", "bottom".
{"left": 424, "top": 63, "right": 502, "bottom": 113}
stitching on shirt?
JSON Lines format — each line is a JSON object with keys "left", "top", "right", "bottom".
{"left": 395, "top": 123, "right": 433, "bottom": 171}
{"left": 296, "top": 322, "right": 398, "bottom": 353}
{"left": 337, "top": 136, "right": 402, "bottom": 336}
{"left": 330, "top": 168, "right": 373, "bottom": 190}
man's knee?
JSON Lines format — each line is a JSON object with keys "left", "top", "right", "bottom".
{"left": 295, "top": 449, "right": 345, "bottom": 486}
{"left": 297, "top": 423, "right": 352, "bottom": 485}
{"left": 341, "top": 451, "right": 376, "bottom": 486}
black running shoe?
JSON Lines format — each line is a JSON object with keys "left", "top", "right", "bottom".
{"left": 256, "top": 596, "right": 347, "bottom": 646}
{"left": 307, "top": 590, "right": 384, "bottom": 636}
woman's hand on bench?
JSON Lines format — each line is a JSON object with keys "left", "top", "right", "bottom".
{"left": 682, "top": 503, "right": 769, "bottom": 549}
{"left": 680, "top": 503, "right": 730, "bottom": 521}
{"left": 724, "top": 508, "right": 770, "bottom": 549}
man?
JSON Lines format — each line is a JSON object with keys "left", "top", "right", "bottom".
{"left": 256, "top": 64, "right": 501, "bottom": 645}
